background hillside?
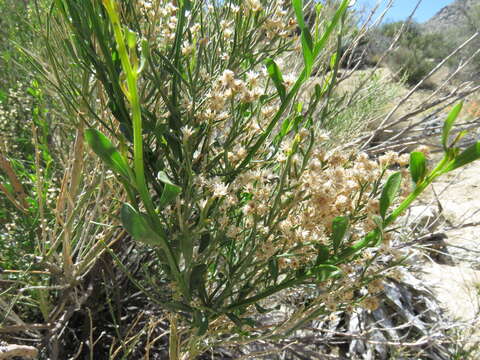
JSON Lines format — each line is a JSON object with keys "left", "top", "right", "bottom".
{"left": 424, "top": 0, "right": 480, "bottom": 33}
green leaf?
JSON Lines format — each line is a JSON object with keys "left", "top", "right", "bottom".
{"left": 179, "top": 0, "right": 192, "bottom": 10}
{"left": 125, "top": 27, "right": 137, "bottom": 49}
{"left": 313, "top": 0, "right": 349, "bottom": 57}
{"left": 254, "top": 303, "right": 279, "bottom": 314}
{"left": 275, "top": 114, "right": 302, "bottom": 145}
{"left": 0, "top": 89, "right": 6, "bottom": 103}
{"left": 190, "top": 264, "right": 208, "bottom": 303}
{"left": 379, "top": 172, "right": 402, "bottom": 219}
{"left": 371, "top": 214, "right": 382, "bottom": 228}
{"left": 226, "top": 314, "right": 257, "bottom": 330}
{"left": 329, "top": 52, "right": 338, "bottom": 71}
{"left": 199, "top": 233, "right": 210, "bottom": 253}
{"left": 226, "top": 313, "right": 244, "bottom": 329}
{"left": 268, "top": 258, "right": 279, "bottom": 283}
{"left": 314, "top": 84, "right": 321, "bottom": 98}
{"left": 179, "top": 233, "right": 193, "bottom": 268}
{"left": 292, "top": 0, "right": 314, "bottom": 76}
{"left": 120, "top": 204, "right": 163, "bottom": 246}
{"left": 442, "top": 102, "right": 463, "bottom": 151}
{"left": 409, "top": 151, "right": 427, "bottom": 185}
{"left": 85, "top": 129, "right": 131, "bottom": 181}
{"left": 292, "top": 0, "right": 305, "bottom": 31}
{"left": 193, "top": 310, "right": 209, "bottom": 336}
{"left": 366, "top": 228, "right": 382, "bottom": 247}
{"left": 450, "top": 129, "right": 468, "bottom": 149}
{"left": 157, "top": 171, "right": 182, "bottom": 208}
{"left": 265, "top": 58, "right": 286, "bottom": 102}
{"left": 443, "top": 141, "right": 480, "bottom": 173}
{"left": 312, "top": 265, "right": 340, "bottom": 281}
{"left": 331, "top": 216, "right": 349, "bottom": 252}
{"left": 316, "top": 245, "right": 330, "bottom": 264}
{"left": 301, "top": 29, "right": 314, "bottom": 77}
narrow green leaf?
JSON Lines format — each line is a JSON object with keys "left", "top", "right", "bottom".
{"left": 409, "top": 151, "right": 427, "bottom": 185}
{"left": 268, "top": 258, "right": 279, "bottom": 283}
{"left": 379, "top": 172, "right": 402, "bottom": 219}
{"left": 316, "top": 245, "right": 330, "bottom": 264}
{"left": 331, "top": 216, "right": 349, "bottom": 252}
{"left": 301, "top": 29, "right": 314, "bottom": 77}
{"left": 178, "top": 0, "right": 192, "bottom": 10}
{"left": 312, "top": 265, "right": 340, "bottom": 281}
{"left": 314, "top": 0, "right": 349, "bottom": 57}
{"left": 120, "top": 204, "right": 163, "bottom": 246}
{"left": 254, "top": 303, "right": 279, "bottom": 314}
{"left": 0, "top": 89, "right": 6, "bottom": 103}
{"left": 199, "top": 233, "right": 210, "bottom": 253}
{"left": 226, "top": 313, "right": 244, "bottom": 329}
{"left": 125, "top": 27, "right": 137, "bottom": 49}
{"left": 292, "top": 0, "right": 305, "bottom": 31}
{"left": 265, "top": 58, "right": 286, "bottom": 102}
{"left": 314, "top": 84, "right": 321, "bottom": 98}
{"left": 443, "top": 141, "right": 480, "bottom": 173}
{"left": 372, "top": 215, "right": 384, "bottom": 230}
{"left": 85, "top": 129, "right": 131, "bottom": 181}
{"left": 193, "top": 310, "right": 209, "bottom": 336}
{"left": 279, "top": 116, "right": 293, "bottom": 138}
{"left": 366, "top": 228, "right": 382, "bottom": 247}
{"left": 450, "top": 129, "right": 468, "bottom": 149}
{"left": 442, "top": 102, "right": 463, "bottom": 150}
{"left": 275, "top": 115, "right": 301, "bottom": 145}
{"left": 329, "top": 52, "right": 338, "bottom": 71}
{"left": 157, "top": 171, "right": 182, "bottom": 207}
{"left": 179, "top": 233, "right": 193, "bottom": 268}
{"left": 190, "top": 264, "right": 208, "bottom": 303}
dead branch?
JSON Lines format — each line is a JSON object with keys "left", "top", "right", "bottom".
{"left": 0, "top": 344, "right": 38, "bottom": 359}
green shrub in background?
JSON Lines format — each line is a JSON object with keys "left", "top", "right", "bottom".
{"left": 374, "top": 20, "right": 456, "bottom": 86}
{"left": 1, "top": 0, "right": 480, "bottom": 358}
{"left": 0, "top": 0, "right": 60, "bottom": 273}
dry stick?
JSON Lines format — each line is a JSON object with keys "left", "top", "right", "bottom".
{"left": 0, "top": 324, "right": 52, "bottom": 333}
{"left": 328, "top": 1, "right": 409, "bottom": 130}
{"left": 0, "top": 344, "right": 38, "bottom": 360}
{"left": 49, "top": 282, "right": 93, "bottom": 360}
{"left": 0, "top": 183, "right": 28, "bottom": 213}
{"left": 367, "top": 60, "right": 480, "bottom": 152}
{"left": 338, "top": 0, "right": 394, "bottom": 84}
{"left": 0, "top": 150, "right": 29, "bottom": 211}
{"left": 61, "top": 97, "right": 88, "bottom": 282}
{"left": 338, "top": 0, "right": 394, "bottom": 73}
{"left": 423, "top": 45, "right": 480, "bottom": 105}
{"left": 360, "top": 31, "right": 480, "bottom": 150}
{"left": 235, "top": 341, "right": 299, "bottom": 360}
{"left": 0, "top": 149, "right": 29, "bottom": 205}
{"left": 368, "top": 115, "right": 480, "bottom": 154}
{"left": 362, "top": 86, "right": 480, "bottom": 153}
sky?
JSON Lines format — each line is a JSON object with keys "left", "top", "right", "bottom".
{"left": 354, "top": 0, "right": 455, "bottom": 23}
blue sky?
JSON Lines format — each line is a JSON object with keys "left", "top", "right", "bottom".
{"left": 354, "top": 0, "right": 455, "bottom": 23}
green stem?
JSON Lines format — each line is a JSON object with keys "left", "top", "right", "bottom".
{"left": 385, "top": 155, "right": 449, "bottom": 226}
{"left": 223, "top": 275, "right": 306, "bottom": 312}
{"left": 103, "top": 0, "right": 152, "bottom": 214}
{"left": 103, "top": 0, "right": 187, "bottom": 296}
{"left": 346, "top": 154, "right": 451, "bottom": 257}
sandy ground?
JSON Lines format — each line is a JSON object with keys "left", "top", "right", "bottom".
{"left": 412, "top": 158, "right": 480, "bottom": 350}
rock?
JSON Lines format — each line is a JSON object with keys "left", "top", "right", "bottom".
{"left": 420, "top": 263, "right": 480, "bottom": 321}
{"left": 401, "top": 205, "right": 441, "bottom": 233}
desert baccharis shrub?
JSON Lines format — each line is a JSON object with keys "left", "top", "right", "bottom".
{"left": 3, "top": 0, "right": 480, "bottom": 358}
{"left": 80, "top": 0, "right": 479, "bottom": 356}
